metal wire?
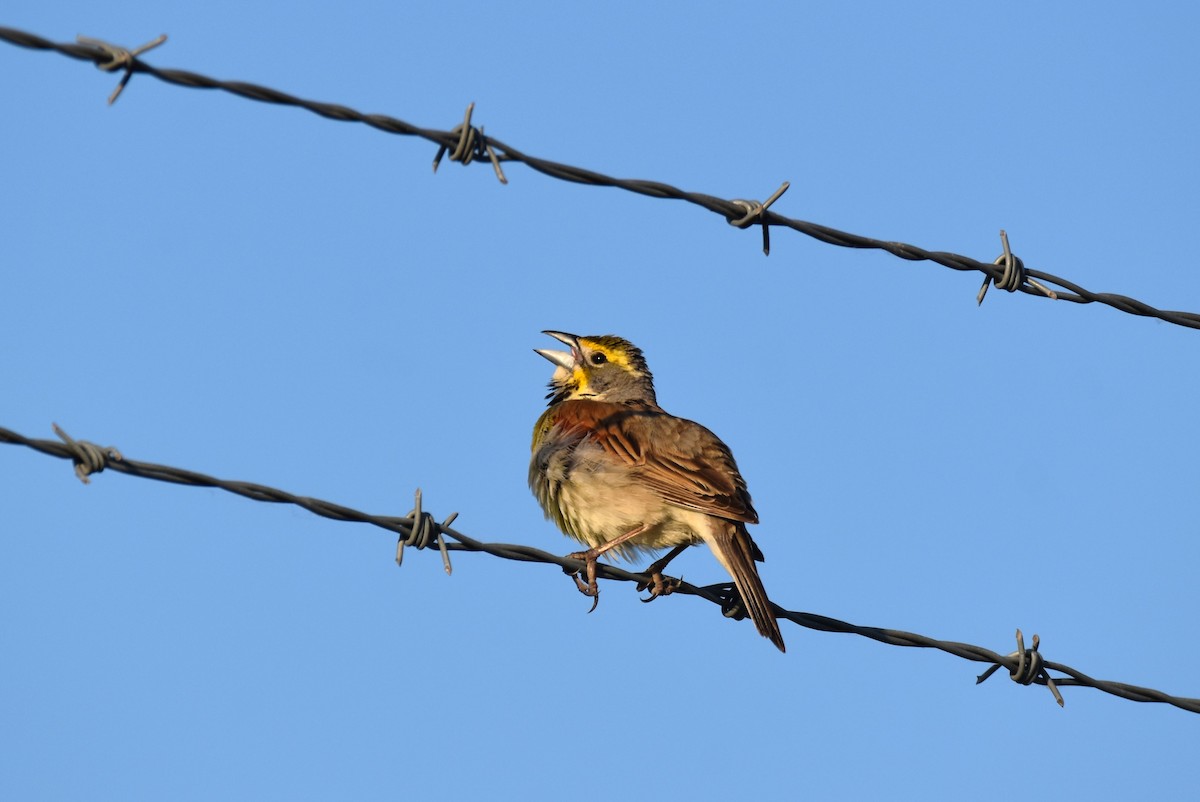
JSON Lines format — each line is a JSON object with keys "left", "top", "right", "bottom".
{"left": 3, "top": 25, "right": 1199, "bottom": 330}
{"left": 2, "top": 423, "right": 1196, "bottom": 715}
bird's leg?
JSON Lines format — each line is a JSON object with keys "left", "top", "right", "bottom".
{"left": 637, "top": 544, "right": 688, "bottom": 603}
{"left": 565, "top": 524, "right": 647, "bottom": 613}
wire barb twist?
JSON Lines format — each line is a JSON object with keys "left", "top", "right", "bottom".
{"left": 396, "top": 488, "right": 458, "bottom": 575}
{"left": 976, "top": 628, "right": 1065, "bottom": 707}
{"left": 432, "top": 102, "right": 507, "bottom": 184}
{"left": 977, "top": 230, "right": 1058, "bottom": 306}
{"left": 51, "top": 422, "right": 123, "bottom": 484}
{"left": 707, "top": 581, "right": 750, "bottom": 621}
{"left": 726, "top": 181, "right": 790, "bottom": 256}
{"left": 75, "top": 33, "right": 167, "bottom": 104}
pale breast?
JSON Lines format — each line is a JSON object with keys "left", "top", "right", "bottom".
{"left": 530, "top": 425, "right": 705, "bottom": 559}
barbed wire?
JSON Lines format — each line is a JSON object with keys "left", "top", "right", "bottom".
{"left": 3, "top": 423, "right": 1197, "bottom": 715}
{"left": 3, "top": 25, "right": 1199, "bottom": 330}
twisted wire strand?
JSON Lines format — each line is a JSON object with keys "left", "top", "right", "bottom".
{"left": 2, "top": 25, "right": 1198, "bottom": 330}
{"left": 2, "top": 424, "right": 1196, "bottom": 714}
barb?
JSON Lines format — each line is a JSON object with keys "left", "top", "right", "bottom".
{"left": 75, "top": 33, "right": 167, "bottom": 104}
{"left": 2, "top": 26, "right": 1198, "bottom": 329}
{"left": 52, "top": 422, "right": 122, "bottom": 484}
{"left": 976, "top": 629, "right": 1064, "bottom": 707}
{"left": 727, "top": 181, "right": 790, "bottom": 255}
{"left": 397, "top": 488, "right": 457, "bottom": 574}
{"left": 432, "top": 102, "right": 507, "bottom": 184}
{"left": 3, "top": 423, "right": 1197, "bottom": 714}
{"left": 977, "top": 230, "right": 1057, "bottom": 306}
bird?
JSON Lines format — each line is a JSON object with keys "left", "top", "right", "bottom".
{"left": 529, "top": 330, "right": 785, "bottom": 652}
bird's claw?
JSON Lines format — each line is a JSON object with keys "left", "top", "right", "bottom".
{"left": 565, "top": 550, "right": 601, "bottom": 613}
{"left": 637, "top": 572, "right": 680, "bottom": 603}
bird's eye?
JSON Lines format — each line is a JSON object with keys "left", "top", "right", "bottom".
{"left": 590, "top": 352, "right": 607, "bottom": 365}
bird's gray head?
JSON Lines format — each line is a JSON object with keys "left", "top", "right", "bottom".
{"left": 535, "top": 331, "right": 657, "bottom": 406}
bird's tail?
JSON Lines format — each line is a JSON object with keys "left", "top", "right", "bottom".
{"left": 703, "top": 520, "right": 786, "bottom": 652}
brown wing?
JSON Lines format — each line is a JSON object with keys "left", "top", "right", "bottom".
{"left": 554, "top": 399, "right": 759, "bottom": 524}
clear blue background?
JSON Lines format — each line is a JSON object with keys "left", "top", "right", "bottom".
{"left": 3, "top": 2, "right": 1197, "bottom": 799}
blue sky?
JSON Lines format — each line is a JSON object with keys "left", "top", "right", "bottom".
{"left": 3, "top": 2, "right": 1198, "bottom": 799}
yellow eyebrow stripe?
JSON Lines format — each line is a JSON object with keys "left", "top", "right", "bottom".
{"left": 582, "top": 341, "right": 633, "bottom": 370}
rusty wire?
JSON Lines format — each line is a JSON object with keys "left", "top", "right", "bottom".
{"left": 2, "top": 25, "right": 1199, "bottom": 330}
{"left": 2, "top": 423, "right": 1197, "bottom": 715}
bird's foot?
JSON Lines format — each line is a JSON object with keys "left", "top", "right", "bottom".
{"left": 564, "top": 550, "right": 601, "bottom": 613}
{"left": 637, "top": 571, "right": 680, "bottom": 603}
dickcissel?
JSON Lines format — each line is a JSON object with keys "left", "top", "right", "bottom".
{"left": 529, "top": 331, "right": 785, "bottom": 652}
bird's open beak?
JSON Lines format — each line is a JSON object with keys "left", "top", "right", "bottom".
{"left": 535, "top": 330, "right": 582, "bottom": 370}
